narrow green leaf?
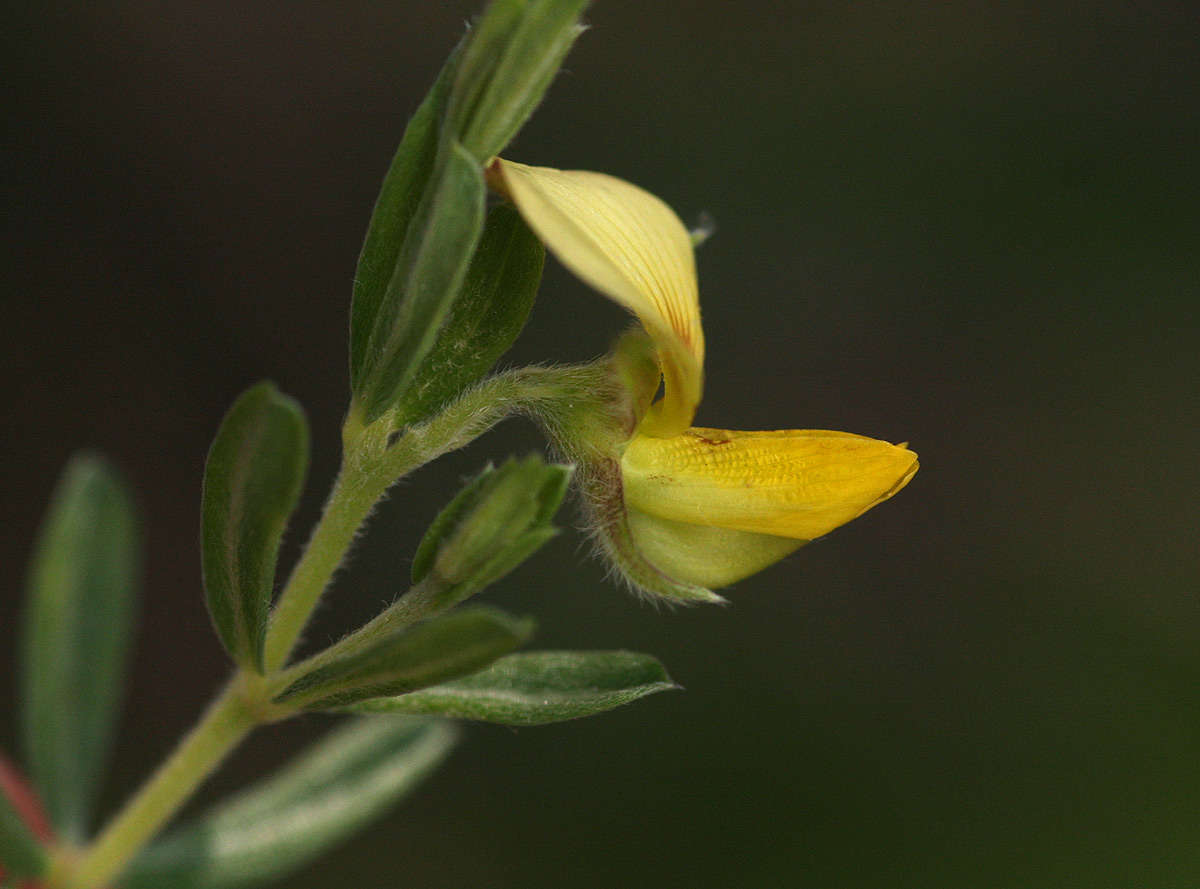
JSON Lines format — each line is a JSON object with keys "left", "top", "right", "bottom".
{"left": 274, "top": 607, "right": 534, "bottom": 710}
{"left": 449, "top": 0, "right": 589, "bottom": 160}
{"left": 122, "top": 718, "right": 458, "bottom": 889}
{"left": 0, "top": 775, "right": 48, "bottom": 880}
{"left": 202, "top": 382, "right": 309, "bottom": 672}
{"left": 20, "top": 454, "right": 140, "bottom": 841}
{"left": 390, "top": 205, "right": 545, "bottom": 426}
{"left": 351, "top": 0, "right": 585, "bottom": 421}
{"left": 358, "top": 142, "right": 486, "bottom": 422}
{"left": 349, "top": 45, "right": 461, "bottom": 393}
{"left": 444, "top": 0, "right": 524, "bottom": 148}
{"left": 345, "top": 651, "right": 678, "bottom": 726}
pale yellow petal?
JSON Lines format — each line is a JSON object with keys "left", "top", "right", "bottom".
{"left": 622, "top": 427, "right": 918, "bottom": 539}
{"left": 627, "top": 507, "right": 806, "bottom": 587}
{"left": 489, "top": 158, "right": 703, "bottom": 436}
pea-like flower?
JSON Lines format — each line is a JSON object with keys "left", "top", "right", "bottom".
{"left": 488, "top": 159, "right": 918, "bottom": 603}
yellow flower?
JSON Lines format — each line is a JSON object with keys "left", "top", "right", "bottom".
{"left": 488, "top": 159, "right": 918, "bottom": 599}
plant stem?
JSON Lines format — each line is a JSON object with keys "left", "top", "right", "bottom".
{"left": 262, "top": 467, "right": 392, "bottom": 672}
{"left": 271, "top": 577, "right": 444, "bottom": 693}
{"left": 263, "top": 364, "right": 613, "bottom": 673}
{"left": 57, "top": 364, "right": 616, "bottom": 889}
{"left": 58, "top": 681, "right": 257, "bottom": 889}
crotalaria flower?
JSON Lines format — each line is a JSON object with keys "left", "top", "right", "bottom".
{"left": 488, "top": 159, "right": 918, "bottom": 602}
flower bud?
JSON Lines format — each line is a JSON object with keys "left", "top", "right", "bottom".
{"left": 412, "top": 457, "right": 572, "bottom": 607}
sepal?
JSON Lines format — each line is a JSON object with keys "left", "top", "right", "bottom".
{"left": 576, "top": 460, "right": 726, "bottom": 605}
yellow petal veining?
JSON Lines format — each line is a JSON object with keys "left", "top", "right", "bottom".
{"left": 490, "top": 159, "right": 703, "bottom": 436}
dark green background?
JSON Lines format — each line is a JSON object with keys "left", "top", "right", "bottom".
{"left": 3, "top": 1, "right": 1198, "bottom": 886}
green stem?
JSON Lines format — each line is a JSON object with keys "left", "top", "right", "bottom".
{"left": 262, "top": 467, "right": 391, "bottom": 672}
{"left": 263, "top": 364, "right": 612, "bottom": 673}
{"left": 58, "top": 680, "right": 258, "bottom": 889}
{"left": 273, "top": 577, "right": 444, "bottom": 692}
{"left": 58, "top": 364, "right": 617, "bottom": 888}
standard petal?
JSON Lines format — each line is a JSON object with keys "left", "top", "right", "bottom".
{"left": 622, "top": 427, "right": 918, "bottom": 540}
{"left": 488, "top": 159, "right": 703, "bottom": 436}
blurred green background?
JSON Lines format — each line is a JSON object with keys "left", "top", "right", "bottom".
{"left": 3, "top": 1, "right": 1198, "bottom": 886}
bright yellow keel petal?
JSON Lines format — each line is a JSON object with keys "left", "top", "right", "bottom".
{"left": 627, "top": 507, "right": 806, "bottom": 587}
{"left": 622, "top": 427, "right": 918, "bottom": 540}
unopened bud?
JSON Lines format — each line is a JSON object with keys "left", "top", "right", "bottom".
{"left": 412, "top": 457, "right": 573, "bottom": 607}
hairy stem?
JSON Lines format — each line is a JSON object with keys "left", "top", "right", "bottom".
{"left": 59, "top": 363, "right": 616, "bottom": 888}
{"left": 263, "top": 363, "right": 612, "bottom": 672}
{"left": 262, "top": 467, "right": 391, "bottom": 672}
{"left": 56, "top": 680, "right": 257, "bottom": 889}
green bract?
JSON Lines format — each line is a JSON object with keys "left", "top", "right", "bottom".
{"left": 349, "top": 45, "right": 458, "bottom": 398}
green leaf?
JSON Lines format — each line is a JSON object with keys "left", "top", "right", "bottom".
{"left": 443, "top": 0, "right": 523, "bottom": 145}
{"left": 349, "top": 44, "right": 460, "bottom": 393}
{"left": 122, "top": 718, "right": 457, "bottom": 889}
{"left": 0, "top": 772, "right": 48, "bottom": 881}
{"left": 345, "top": 651, "right": 678, "bottom": 726}
{"left": 389, "top": 204, "right": 545, "bottom": 426}
{"left": 357, "top": 141, "right": 487, "bottom": 423}
{"left": 350, "top": 0, "right": 586, "bottom": 422}
{"left": 202, "top": 382, "right": 309, "bottom": 672}
{"left": 449, "top": 0, "right": 590, "bottom": 161}
{"left": 274, "top": 607, "right": 534, "bottom": 710}
{"left": 20, "top": 454, "right": 140, "bottom": 841}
